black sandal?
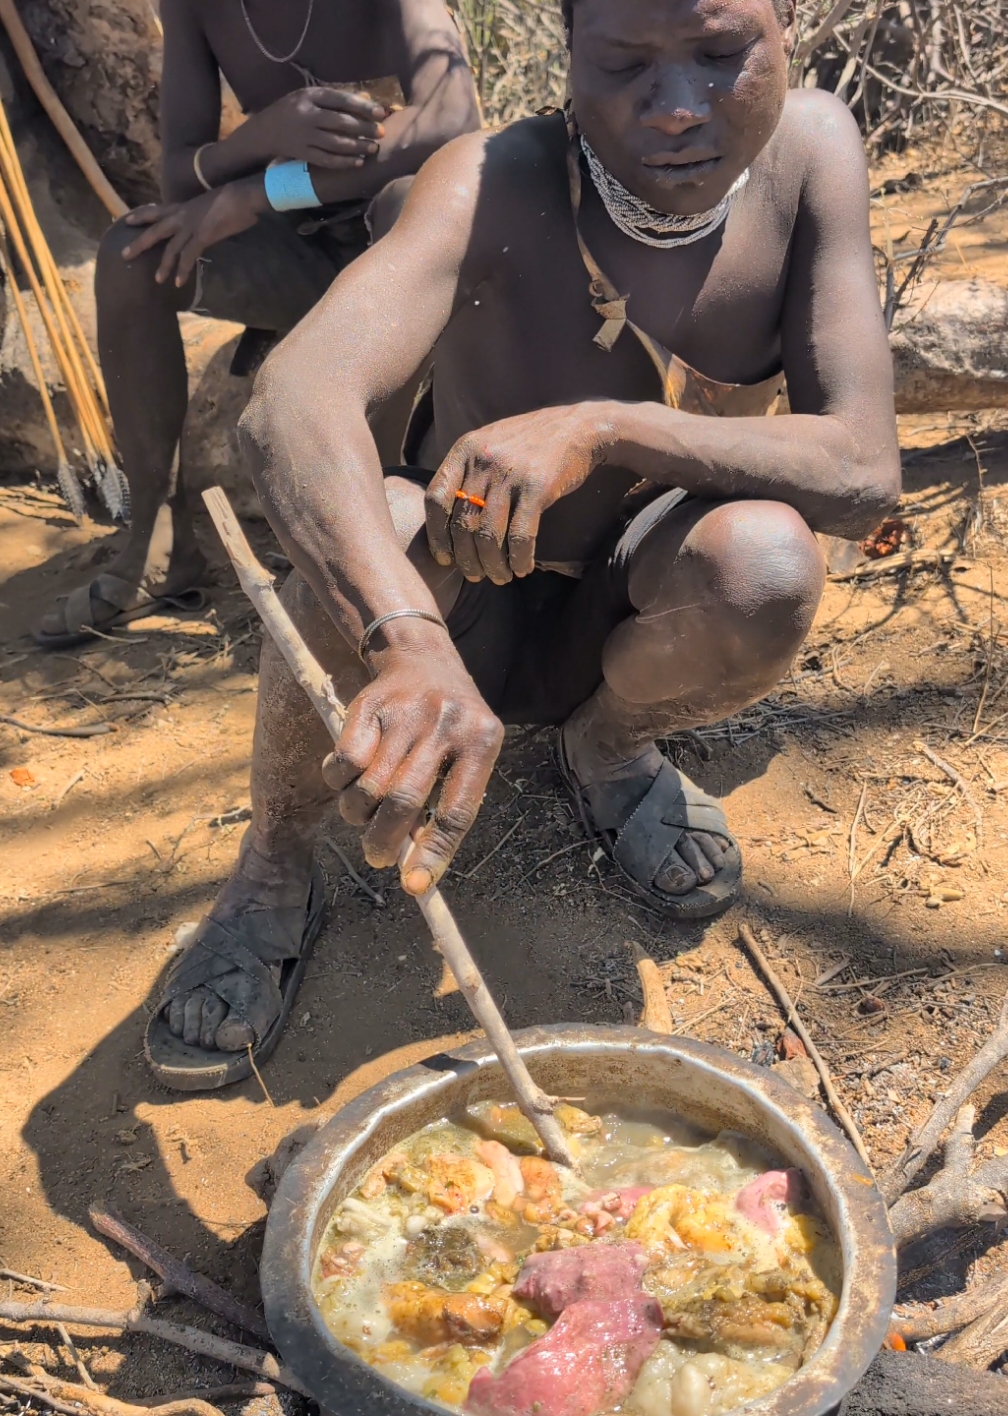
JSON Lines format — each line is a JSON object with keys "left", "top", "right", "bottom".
{"left": 145, "top": 864, "right": 326, "bottom": 1092}
{"left": 34, "top": 574, "right": 207, "bottom": 650}
{"left": 559, "top": 736, "right": 743, "bottom": 920}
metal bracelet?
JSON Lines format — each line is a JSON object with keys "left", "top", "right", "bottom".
{"left": 358, "top": 609, "right": 448, "bottom": 661}
{"left": 193, "top": 144, "right": 214, "bottom": 192}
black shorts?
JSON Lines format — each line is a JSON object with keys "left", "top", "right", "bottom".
{"left": 386, "top": 468, "right": 690, "bottom": 725}
{"left": 189, "top": 206, "right": 370, "bottom": 334}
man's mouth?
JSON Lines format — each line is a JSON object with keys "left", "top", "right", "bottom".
{"left": 641, "top": 153, "right": 723, "bottom": 178}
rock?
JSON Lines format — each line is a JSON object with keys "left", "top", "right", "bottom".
{"left": 892, "top": 279, "right": 1008, "bottom": 413}
{"left": 19, "top": 0, "right": 163, "bottom": 207}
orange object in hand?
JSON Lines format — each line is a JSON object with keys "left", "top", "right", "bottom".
{"left": 455, "top": 490, "right": 487, "bottom": 510}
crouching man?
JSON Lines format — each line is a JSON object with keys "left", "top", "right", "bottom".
{"left": 146, "top": 0, "right": 899, "bottom": 1090}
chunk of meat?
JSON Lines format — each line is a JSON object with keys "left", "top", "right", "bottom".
{"left": 477, "top": 1141, "right": 526, "bottom": 1209}
{"left": 385, "top": 1282, "right": 506, "bottom": 1347}
{"left": 626, "top": 1186, "right": 756, "bottom": 1257}
{"left": 318, "top": 1241, "right": 365, "bottom": 1280}
{"left": 467, "top": 1102, "right": 601, "bottom": 1155}
{"left": 582, "top": 1186, "right": 654, "bottom": 1222}
{"left": 519, "top": 1157, "right": 563, "bottom": 1223}
{"left": 465, "top": 1296, "right": 663, "bottom": 1416}
{"left": 734, "top": 1170, "right": 803, "bottom": 1235}
{"left": 428, "top": 1154, "right": 496, "bottom": 1214}
{"left": 512, "top": 1241, "right": 650, "bottom": 1320}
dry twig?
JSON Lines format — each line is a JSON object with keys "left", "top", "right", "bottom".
{"left": 88, "top": 1205, "right": 269, "bottom": 1340}
{"left": 0, "top": 1301, "right": 310, "bottom": 1397}
{"left": 627, "top": 941, "right": 673, "bottom": 1034}
{"left": 880, "top": 992, "right": 1008, "bottom": 1203}
{"left": 738, "top": 925, "right": 872, "bottom": 1168}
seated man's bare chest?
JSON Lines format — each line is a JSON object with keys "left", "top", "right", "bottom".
{"left": 195, "top": 0, "right": 401, "bottom": 111}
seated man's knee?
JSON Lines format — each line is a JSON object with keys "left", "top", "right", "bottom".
{"left": 368, "top": 176, "right": 415, "bottom": 242}
{"left": 95, "top": 215, "right": 171, "bottom": 311}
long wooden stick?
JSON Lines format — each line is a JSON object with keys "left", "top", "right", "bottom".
{"left": 89, "top": 1204, "right": 269, "bottom": 1341}
{"left": 0, "top": 1301, "right": 310, "bottom": 1397}
{"left": 0, "top": 0, "right": 127, "bottom": 219}
{"left": 738, "top": 924, "right": 872, "bottom": 1169}
{"left": 201, "top": 486, "right": 575, "bottom": 1169}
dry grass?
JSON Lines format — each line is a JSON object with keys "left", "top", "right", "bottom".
{"left": 451, "top": 1, "right": 1007, "bottom": 161}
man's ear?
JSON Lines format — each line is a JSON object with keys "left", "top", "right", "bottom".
{"left": 779, "top": 1, "right": 798, "bottom": 61}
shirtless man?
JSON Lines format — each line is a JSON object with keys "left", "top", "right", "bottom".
{"left": 35, "top": 0, "right": 479, "bottom": 646}
{"left": 146, "top": 0, "right": 899, "bottom": 1091}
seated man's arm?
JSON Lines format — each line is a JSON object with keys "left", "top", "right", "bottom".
{"left": 425, "top": 96, "right": 899, "bottom": 584}
{"left": 159, "top": 0, "right": 224, "bottom": 202}
{"left": 240, "top": 133, "right": 501, "bottom": 895}
{"left": 305, "top": 0, "right": 481, "bottom": 204}
{"left": 192, "top": 0, "right": 478, "bottom": 201}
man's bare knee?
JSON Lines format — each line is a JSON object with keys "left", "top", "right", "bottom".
{"left": 95, "top": 216, "right": 181, "bottom": 316}
{"left": 368, "top": 177, "right": 415, "bottom": 242}
{"left": 632, "top": 499, "right": 825, "bottom": 632}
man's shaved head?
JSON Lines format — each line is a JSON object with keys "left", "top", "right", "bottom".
{"left": 562, "top": 0, "right": 794, "bottom": 38}
{"left": 566, "top": 0, "right": 796, "bottom": 218}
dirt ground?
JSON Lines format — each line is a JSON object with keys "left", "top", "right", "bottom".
{"left": 1, "top": 146, "right": 1008, "bottom": 1402}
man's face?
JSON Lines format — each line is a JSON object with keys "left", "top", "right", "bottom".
{"left": 570, "top": 0, "right": 794, "bottom": 217}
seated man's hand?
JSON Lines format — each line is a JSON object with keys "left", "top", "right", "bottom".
{"left": 243, "top": 87, "right": 387, "bottom": 170}
{"left": 122, "top": 178, "right": 272, "bottom": 288}
{"left": 424, "top": 404, "right": 610, "bottom": 584}
{"left": 321, "top": 647, "right": 504, "bottom": 896}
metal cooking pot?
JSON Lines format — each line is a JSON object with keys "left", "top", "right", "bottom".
{"left": 261, "top": 1024, "right": 896, "bottom": 1416}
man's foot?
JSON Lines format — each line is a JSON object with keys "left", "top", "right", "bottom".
{"left": 560, "top": 707, "right": 742, "bottom": 920}
{"left": 145, "top": 837, "right": 326, "bottom": 1092}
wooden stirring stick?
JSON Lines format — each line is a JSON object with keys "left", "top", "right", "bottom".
{"left": 202, "top": 487, "right": 575, "bottom": 1169}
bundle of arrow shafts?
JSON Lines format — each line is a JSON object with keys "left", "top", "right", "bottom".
{"left": 0, "top": 91, "right": 127, "bottom": 523}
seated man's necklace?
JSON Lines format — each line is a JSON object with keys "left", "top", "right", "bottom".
{"left": 581, "top": 136, "right": 749, "bottom": 250}
{"left": 241, "top": 0, "right": 319, "bottom": 87}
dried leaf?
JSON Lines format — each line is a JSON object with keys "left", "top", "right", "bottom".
{"left": 10, "top": 768, "right": 35, "bottom": 788}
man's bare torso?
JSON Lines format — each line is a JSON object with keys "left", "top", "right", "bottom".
{"left": 191, "top": 0, "right": 406, "bottom": 112}
{"left": 424, "top": 94, "right": 815, "bottom": 566}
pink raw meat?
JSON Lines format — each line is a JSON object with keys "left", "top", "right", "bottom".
{"left": 465, "top": 1296, "right": 663, "bottom": 1416}
{"left": 734, "top": 1169, "right": 804, "bottom": 1234}
{"left": 512, "top": 1241, "right": 650, "bottom": 1319}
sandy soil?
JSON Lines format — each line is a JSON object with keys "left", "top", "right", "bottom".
{"left": 1, "top": 150, "right": 1007, "bottom": 1403}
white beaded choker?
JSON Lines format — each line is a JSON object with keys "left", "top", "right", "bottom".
{"left": 581, "top": 136, "right": 749, "bottom": 250}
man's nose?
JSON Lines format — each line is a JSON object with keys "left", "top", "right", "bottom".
{"left": 640, "top": 70, "right": 711, "bottom": 135}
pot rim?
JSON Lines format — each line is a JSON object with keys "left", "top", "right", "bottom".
{"left": 262, "top": 1024, "right": 896, "bottom": 1416}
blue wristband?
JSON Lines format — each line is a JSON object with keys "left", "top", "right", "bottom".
{"left": 263, "top": 160, "right": 322, "bottom": 212}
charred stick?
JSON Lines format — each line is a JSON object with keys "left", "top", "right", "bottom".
{"left": 892, "top": 1271, "right": 1008, "bottom": 1344}
{"left": 89, "top": 1205, "right": 269, "bottom": 1340}
{"left": 880, "top": 992, "right": 1008, "bottom": 1204}
{"left": 201, "top": 486, "right": 575, "bottom": 1170}
{"left": 739, "top": 925, "right": 872, "bottom": 1169}
{"left": 937, "top": 1278, "right": 1008, "bottom": 1370}
{"left": 887, "top": 1105, "right": 1008, "bottom": 1247}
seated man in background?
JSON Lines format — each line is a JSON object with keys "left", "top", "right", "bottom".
{"left": 36, "top": 0, "right": 479, "bottom": 646}
{"left": 146, "top": 0, "right": 899, "bottom": 1090}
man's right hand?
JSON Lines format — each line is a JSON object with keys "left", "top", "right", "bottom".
{"left": 321, "top": 648, "right": 504, "bottom": 896}
{"left": 242, "top": 87, "right": 388, "bottom": 170}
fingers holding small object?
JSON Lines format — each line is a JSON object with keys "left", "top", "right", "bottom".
{"left": 426, "top": 450, "right": 468, "bottom": 566}
{"left": 450, "top": 481, "right": 493, "bottom": 582}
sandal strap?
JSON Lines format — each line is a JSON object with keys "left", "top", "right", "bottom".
{"left": 611, "top": 761, "right": 730, "bottom": 887}
{"left": 158, "top": 867, "right": 323, "bottom": 1046}
{"left": 62, "top": 576, "right": 155, "bottom": 636}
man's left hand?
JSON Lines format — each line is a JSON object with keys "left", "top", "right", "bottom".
{"left": 121, "top": 177, "right": 269, "bottom": 288}
{"left": 424, "top": 404, "right": 612, "bottom": 584}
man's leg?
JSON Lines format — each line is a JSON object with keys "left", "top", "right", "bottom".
{"left": 562, "top": 498, "right": 826, "bottom": 899}
{"left": 164, "top": 476, "right": 462, "bottom": 1053}
{"left": 36, "top": 221, "right": 204, "bottom": 640}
